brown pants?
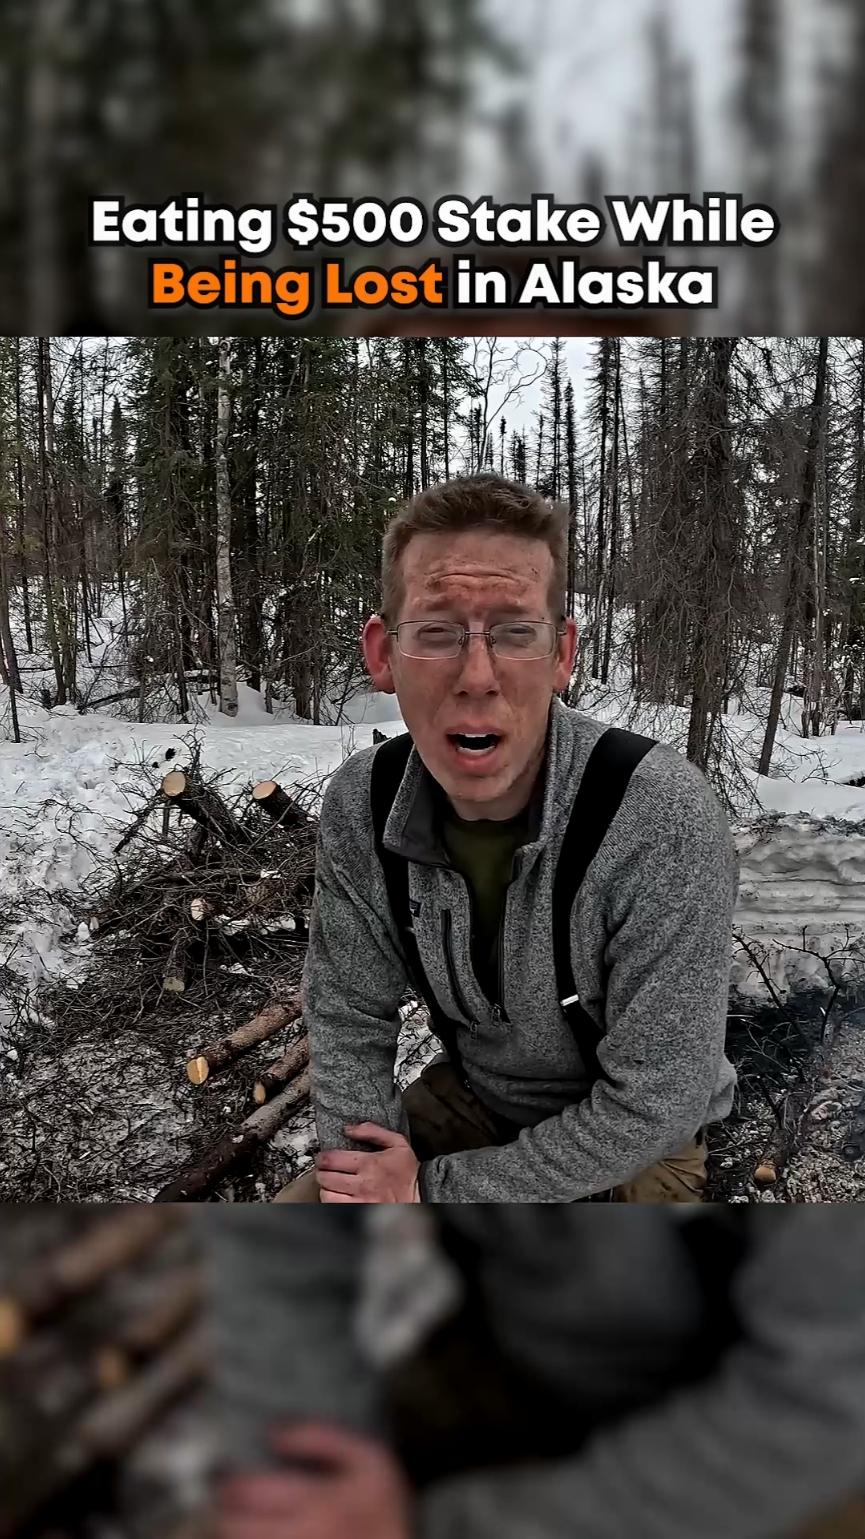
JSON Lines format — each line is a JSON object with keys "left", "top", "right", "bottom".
{"left": 386, "top": 1304, "right": 865, "bottom": 1538}
{"left": 274, "top": 1059, "right": 708, "bottom": 1202}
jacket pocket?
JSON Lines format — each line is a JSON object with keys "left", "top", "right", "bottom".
{"left": 441, "top": 910, "right": 474, "bottom": 1022}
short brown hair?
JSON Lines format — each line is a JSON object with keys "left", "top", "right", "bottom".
{"left": 381, "top": 474, "right": 568, "bottom": 623}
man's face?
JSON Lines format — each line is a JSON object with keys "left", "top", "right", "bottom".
{"left": 362, "top": 529, "right": 578, "bottom": 820}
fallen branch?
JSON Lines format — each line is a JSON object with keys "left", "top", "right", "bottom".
{"left": 186, "top": 996, "right": 301, "bottom": 1085}
{"left": 81, "top": 685, "right": 142, "bottom": 711}
{"left": 253, "top": 1034, "right": 310, "bottom": 1105}
{"left": 113, "top": 792, "right": 160, "bottom": 855}
{"left": 154, "top": 1070, "right": 311, "bottom": 1200}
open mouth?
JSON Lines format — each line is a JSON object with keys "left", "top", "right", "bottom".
{"left": 447, "top": 732, "right": 502, "bottom": 758}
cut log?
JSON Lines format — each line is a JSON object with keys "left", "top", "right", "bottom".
{"left": 189, "top": 897, "right": 218, "bottom": 923}
{"left": 0, "top": 1330, "right": 206, "bottom": 1539}
{"left": 0, "top": 1209, "right": 174, "bottom": 1357}
{"left": 154, "top": 1070, "right": 311, "bottom": 1201}
{"left": 162, "top": 931, "right": 188, "bottom": 994}
{"left": 253, "top": 1035, "right": 310, "bottom": 1105}
{"left": 186, "top": 996, "right": 301, "bottom": 1085}
{"left": 162, "top": 772, "right": 252, "bottom": 849}
{"left": 252, "top": 780, "right": 309, "bottom": 829}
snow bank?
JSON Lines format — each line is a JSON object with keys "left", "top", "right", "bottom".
{"left": 732, "top": 814, "right": 865, "bottom": 999}
{"left": 3, "top": 659, "right": 865, "bottom": 1033}
{"left": 0, "top": 682, "right": 405, "bottom": 1030}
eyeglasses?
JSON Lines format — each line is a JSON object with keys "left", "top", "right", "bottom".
{"left": 387, "top": 620, "right": 565, "bottom": 660}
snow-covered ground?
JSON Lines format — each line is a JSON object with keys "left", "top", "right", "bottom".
{"left": 3, "top": 663, "right": 865, "bottom": 1026}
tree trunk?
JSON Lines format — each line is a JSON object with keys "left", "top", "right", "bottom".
{"left": 758, "top": 337, "right": 830, "bottom": 776}
{"left": 685, "top": 339, "right": 738, "bottom": 768}
{"left": 601, "top": 343, "right": 621, "bottom": 683}
{"left": 216, "top": 338, "right": 239, "bottom": 717}
{"left": 35, "top": 337, "right": 66, "bottom": 703}
{"left": 13, "top": 336, "right": 33, "bottom": 652}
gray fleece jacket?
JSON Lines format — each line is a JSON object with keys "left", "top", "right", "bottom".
{"left": 304, "top": 698, "right": 739, "bottom": 1201}
{"left": 206, "top": 1207, "right": 865, "bottom": 1539}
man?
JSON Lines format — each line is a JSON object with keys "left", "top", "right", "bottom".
{"left": 284, "top": 473, "right": 738, "bottom": 1203}
{"left": 209, "top": 1206, "right": 865, "bottom": 1539}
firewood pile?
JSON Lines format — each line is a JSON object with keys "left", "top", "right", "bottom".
{"left": 88, "top": 755, "right": 317, "bottom": 1202}
{"left": 84, "top": 747, "right": 318, "bottom": 1002}
{"left": 2, "top": 753, "right": 325, "bottom": 1202}
{"left": 0, "top": 1208, "right": 210, "bottom": 1538}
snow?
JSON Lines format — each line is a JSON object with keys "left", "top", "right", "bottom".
{"left": 0, "top": 673, "right": 403, "bottom": 1026}
{"left": 2, "top": 661, "right": 865, "bottom": 1021}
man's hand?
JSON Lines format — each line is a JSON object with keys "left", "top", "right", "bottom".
{"left": 216, "top": 1421, "right": 412, "bottom": 1539}
{"left": 315, "top": 1123, "right": 420, "bottom": 1203}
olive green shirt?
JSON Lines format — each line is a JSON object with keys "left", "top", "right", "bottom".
{"left": 440, "top": 803, "right": 531, "bottom": 1008}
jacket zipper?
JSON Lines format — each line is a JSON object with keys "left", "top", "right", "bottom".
{"left": 441, "top": 909, "right": 475, "bottom": 1025}
{"left": 494, "top": 886, "right": 510, "bottom": 1023}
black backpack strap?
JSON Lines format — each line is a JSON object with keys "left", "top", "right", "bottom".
{"left": 553, "top": 726, "right": 657, "bottom": 1084}
{"left": 369, "top": 734, "right": 466, "bottom": 1076}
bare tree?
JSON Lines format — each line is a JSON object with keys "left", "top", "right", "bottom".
{"left": 216, "top": 339, "right": 238, "bottom": 718}
{"left": 758, "top": 337, "right": 830, "bottom": 775}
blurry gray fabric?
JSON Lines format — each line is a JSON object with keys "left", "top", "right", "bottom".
{"left": 205, "top": 1207, "right": 865, "bottom": 1539}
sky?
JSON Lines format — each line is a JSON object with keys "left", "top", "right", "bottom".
{"left": 475, "top": 337, "right": 592, "bottom": 443}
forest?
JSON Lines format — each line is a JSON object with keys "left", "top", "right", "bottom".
{"left": 0, "top": 333, "right": 862, "bottom": 799}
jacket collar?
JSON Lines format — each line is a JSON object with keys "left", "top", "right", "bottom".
{"left": 383, "top": 696, "right": 573, "bottom": 867}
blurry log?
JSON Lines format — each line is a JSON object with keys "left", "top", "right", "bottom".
{"left": 155, "top": 1070, "right": 311, "bottom": 1201}
{"left": 253, "top": 1035, "right": 310, "bottom": 1105}
{"left": 163, "top": 931, "right": 188, "bottom": 994}
{"left": 190, "top": 897, "right": 218, "bottom": 923}
{"left": 252, "top": 780, "right": 309, "bottom": 829}
{"left": 0, "top": 1331, "right": 206, "bottom": 1539}
{"left": 95, "top": 1268, "right": 201, "bottom": 1378}
{"left": 186, "top": 996, "right": 301, "bottom": 1085}
{"left": 0, "top": 1210, "right": 174, "bottom": 1357}
{"left": 162, "top": 772, "right": 252, "bottom": 849}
